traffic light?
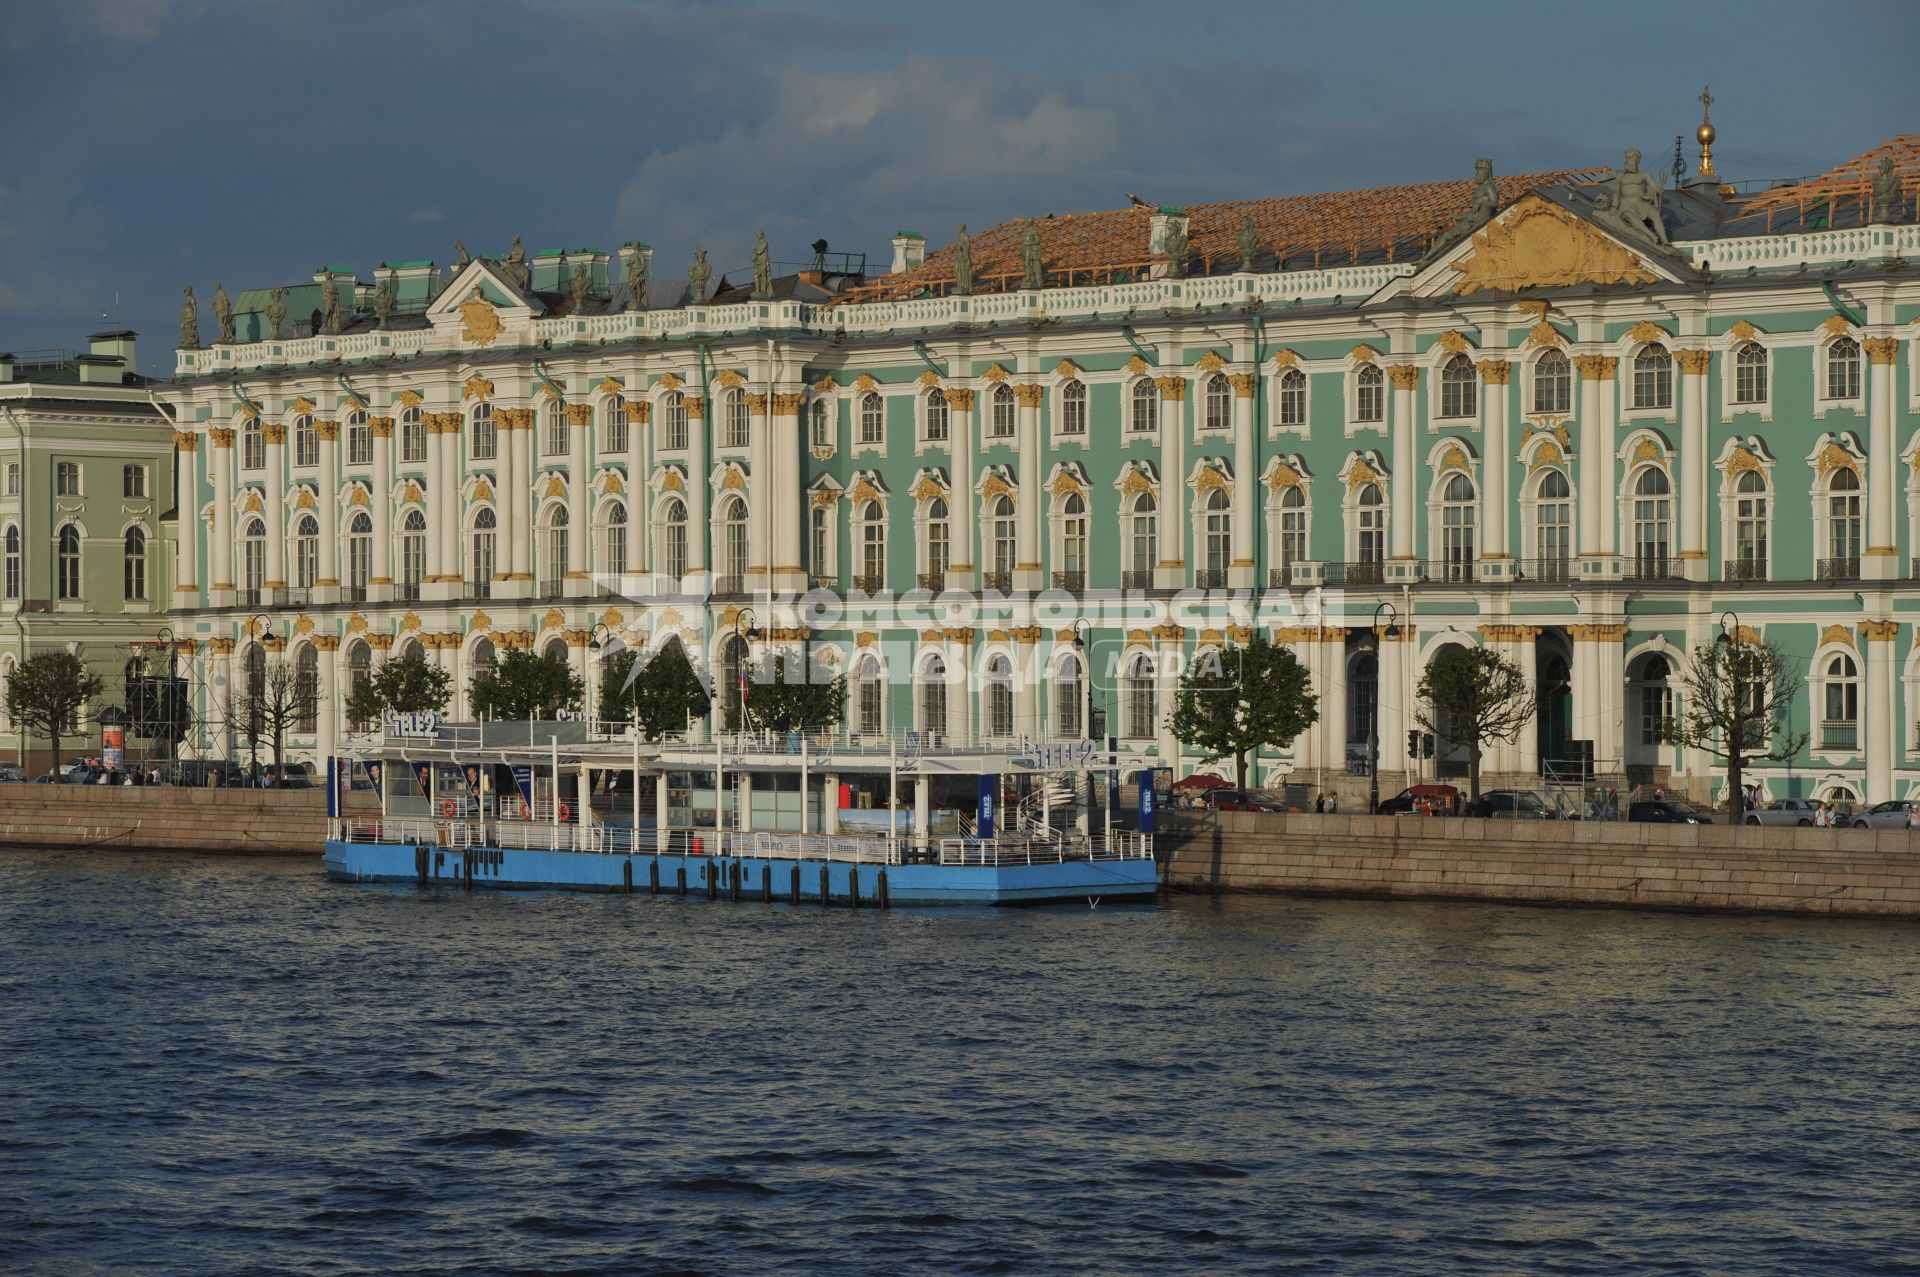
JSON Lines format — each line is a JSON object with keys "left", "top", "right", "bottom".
{"left": 1408, "top": 730, "right": 1420, "bottom": 758}
{"left": 1422, "top": 732, "right": 1437, "bottom": 759}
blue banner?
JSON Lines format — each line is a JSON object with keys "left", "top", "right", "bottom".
{"left": 976, "top": 775, "right": 998, "bottom": 839}
{"left": 1137, "top": 770, "right": 1156, "bottom": 834}
{"left": 511, "top": 765, "right": 535, "bottom": 809}
{"left": 326, "top": 757, "right": 340, "bottom": 818}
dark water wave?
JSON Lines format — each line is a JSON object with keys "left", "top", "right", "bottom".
{"left": 4, "top": 849, "right": 1920, "bottom": 1275}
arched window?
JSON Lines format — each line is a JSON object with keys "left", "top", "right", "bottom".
{"left": 1055, "top": 653, "right": 1084, "bottom": 737}
{"left": 602, "top": 501, "right": 627, "bottom": 581}
{"left": 658, "top": 497, "right": 687, "bottom": 581}
{"left": 1349, "top": 651, "right": 1378, "bottom": 749}
{"left": 854, "top": 655, "right": 883, "bottom": 736}
{"left": 469, "top": 507, "right": 496, "bottom": 598}
{"left": 1129, "top": 379, "right": 1158, "bottom": 434}
{"left": 1439, "top": 354, "right": 1476, "bottom": 418}
{"left": 1354, "top": 482, "right": 1385, "bottom": 578}
{"left": 1533, "top": 350, "right": 1571, "bottom": 415}
{"left": 1127, "top": 491, "right": 1157, "bottom": 588}
{"left": 1823, "top": 467, "right": 1862, "bottom": 580}
{"left": 295, "top": 644, "right": 318, "bottom": 734}
{"left": 1533, "top": 469, "right": 1571, "bottom": 580}
{"left": 718, "top": 634, "right": 749, "bottom": 727}
{"left": 1822, "top": 652, "right": 1860, "bottom": 751}
{"left": 810, "top": 398, "right": 831, "bottom": 448}
{"left": 400, "top": 406, "right": 426, "bottom": 463}
{"left": 1630, "top": 468, "right": 1671, "bottom": 579}
{"left": 1204, "top": 373, "right": 1231, "bottom": 431}
{"left": 663, "top": 391, "right": 688, "bottom": 450}
{"left": 293, "top": 413, "right": 318, "bottom": 467}
{"left": 1277, "top": 368, "right": 1306, "bottom": 428}
{"left": 723, "top": 388, "right": 750, "bottom": 449}
{"left": 856, "top": 501, "right": 885, "bottom": 589}
{"left": 988, "top": 494, "right": 1016, "bottom": 587}
{"left": 1061, "top": 379, "right": 1087, "bottom": 435}
{"left": 292, "top": 515, "right": 319, "bottom": 591}
{"left": 471, "top": 637, "right": 496, "bottom": 683}
{"left": 1731, "top": 469, "right": 1768, "bottom": 580}
{"left": 923, "top": 389, "right": 949, "bottom": 443}
{"left": 984, "top": 654, "right": 1014, "bottom": 739}
{"left": 1826, "top": 336, "right": 1862, "bottom": 400}
{"left": 923, "top": 497, "right": 950, "bottom": 585}
{"left": 470, "top": 402, "right": 495, "bottom": 461}
{"left": 858, "top": 392, "right": 884, "bottom": 444}
{"left": 123, "top": 527, "right": 146, "bottom": 600}
{"left": 245, "top": 643, "right": 266, "bottom": 708}
{"left": 398, "top": 508, "right": 427, "bottom": 600}
{"left": 346, "top": 641, "right": 371, "bottom": 725}
{"left": 1734, "top": 342, "right": 1768, "bottom": 405}
{"left": 716, "top": 495, "right": 748, "bottom": 587}
{"left": 1632, "top": 344, "right": 1672, "bottom": 410}
{"left": 240, "top": 518, "right": 265, "bottom": 602}
{"left": 544, "top": 401, "right": 568, "bottom": 457}
{"left": 990, "top": 384, "right": 1015, "bottom": 438}
{"left": 919, "top": 653, "right": 947, "bottom": 737}
{"left": 1439, "top": 472, "right": 1475, "bottom": 581}
{"left": 1057, "top": 492, "right": 1087, "bottom": 590}
{"left": 345, "top": 410, "right": 371, "bottom": 466}
{"left": 1123, "top": 653, "right": 1157, "bottom": 740}
{"left": 1276, "top": 485, "right": 1306, "bottom": 581}
{"left": 3, "top": 524, "right": 18, "bottom": 599}
{"left": 1202, "top": 487, "right": 1231, "bottom": 584}
{"left": 345, "top": 510, "right": 372, "bottom": 600}
{"left": 543, "top": 636, "right": 568, "bottom": 665}
{"left": 604, "top": 395, "right": 628, "bottom": 455}
{"left": 810, "top": 501, "right": 833, "bottom": 579}
{"left": 1637, "top": 655, "right": 1672, "bottom": 748}
{"left": 541, "top": 504, "right": 569, "bottom": 597}
{"left": 1355, "top": 364, "right": 1384, "bottom": 422}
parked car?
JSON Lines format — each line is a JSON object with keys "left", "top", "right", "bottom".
{"left": 1629, "top": 800, "right": 1713, "bottom": 824}
{"left": 1205, "top": 788, "right": 1286, "bottom": 813}
{"left": 1472, "top": 789, "right": 1554, "bottom": 819}
{"left": 1744, "top": 798, "right": 1823, "bottom": 827}
{"left": 1850, "top": 800, "right": 1916, "bottom": 830}
{"left": 1375, "top": 783, "right": 1462, "bottom": 815}
{"left": 0, "top": 764, "right": 25, "bottom": 783}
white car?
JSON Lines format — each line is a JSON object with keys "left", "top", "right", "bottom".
{"left": 1850, "top": 800, "right": 1917, "bottom": 830}
{"left": 1743, "top": 798, "right": 1824, "bottom": 826}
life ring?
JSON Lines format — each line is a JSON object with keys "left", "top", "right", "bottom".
{"left": 520, "top": 800, "right": 532, "bottom": 820}
{"left": 558, "top": 802, "right": 572, "bottom": 823}
{"left": 440, "top": 799, "right": 456, "bottom": 819}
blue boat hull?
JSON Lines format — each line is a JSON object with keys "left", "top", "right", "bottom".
{"left": 323, "top": 840, "right": 1159, "bottom": 906}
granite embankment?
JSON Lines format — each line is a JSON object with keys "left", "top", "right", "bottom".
{"left": 1162, "top": 811, "right": 1920, "bottom": 918}
{"left": 0, "top": 786, "right": 348, "bottom": 855}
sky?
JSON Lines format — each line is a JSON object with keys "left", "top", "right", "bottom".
{"left": 1, "top": 0, "right": 1915, "bottom": 375}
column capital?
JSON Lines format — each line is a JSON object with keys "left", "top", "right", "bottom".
{"left": 1474, "top": 359, "right": 1511, "bottom": 385}
{"left": 1673, "top": 347, "right": 1712, "bottom": 375}
{"left": 370, "top": 417, "right": 394, "bottom": 438}
{"left": 1864, "top": 336, "right": 1899, "bottom": 366}
{"left": 1573, "top": 354, "right": 1618, "bottom": 380}
{"left": 1861, "top": 619, "right": 1901, "bottom": 642}
{"left": 315, "top": 420, "right": 340, "bottom": 441}
{"left": 262, "top": 423, "right": 286, "bottom": 445}
{"left": 208, "top": 427, "right": 235, "bottom": 449}
{"left": 1227, "top": 373, "right": 1258, "bottom": 398}
{"left": 1154, "top": 376, "right": 1187, "bottom": 401}
{"left": 173, "top": 430, "right": 200, "bottom": 451}
{"left": 1012, "top": 384, "right": 1046, "bottom": 407}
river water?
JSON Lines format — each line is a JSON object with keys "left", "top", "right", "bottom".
{"left": 3, "top": 849, "right": 1918, "bottom": 1276}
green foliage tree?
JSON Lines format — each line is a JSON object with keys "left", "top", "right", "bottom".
{"left": 4, "top": 650, "right": 103, "bottom": 773}
{"left": 1169, "top": 632, "right": 1318, "bottom": 793}
{"left": 1660, "top": 635, "right": 1806, "bottom": 825}
{"left": 1415, "top": 646, "right": 1536, "bottom": 806}
{"left": 725, "top": 652, "right": 847, "bottom": 733}
{"left": 468, "top": 647, "right": 583, "bottom": 721}
{"left": 342, "top": 651, "right": 452, "bottom": 727}
{"left": 598, "top": 644, "right": 713, "bottom": 741}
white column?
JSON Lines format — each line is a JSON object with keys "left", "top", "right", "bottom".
{"left": 1231, "top": 372, "right": 1256, "bottom": 589}
{"left": 770, "top": 391, "right": 807, "bottom": 594}
{"left": 685, "top": 396, "right": 709, "bottom": 586}
{"left": 262, "top": 422, "right": 286, "bottom": 593}
{"left": 1014, "top": 383, "right": 1042, "bottom": 591}
{"left": 1155, "top": 633, "right": 1180, "bottom": 766}
{"left": 626, "top": 400, "right": 647, "bottom": 595}
{"left": 1866, "top": 338, "right": 1899, "bottom": 579}
{"left": 1388, "top": 364, "right": 1419, "bottom": 564}
{"left": 370, "top": 417, "right": 393, "bottom": 597}
{"left": 1317, "top": 631, "right": 1348, "bottom": 776}
{"left": 174, "top": 434, "right": 201, "bottom": 600}
{"left": 1479, "top": 360, "right": 1510, "bottom": 565}
{"left": 747, "top": 392, "right": 769, "bottom": 591}
{"left": 823, "top": 775, "right": 840, "bottom": 835}
{"left": 1677, "top": 348, "right": 1710, "bottom": 579}
{"left": 1014, "top": 633, "right": 1040, "bottom": 738}
{"left": 1378, "top": 629, "right": 1407, "bottom": 775}
{"left": 209, "top": 428, "right": 235, "bottom": 603}
{"left": 1866, "top": 621, "right": 1897, "bottom": 803}
{"left": 655, "top": 767, "right": 670, "bottom": 852}
{"left": 566, "top": 401, "right": 590, "bottom": 593}
{"left": 437, "top": 413, "right": 462, "bottom": 593}
{"left": 1158, "top": 378, "right": 1186, "bottom": 588}
{"left": 314, "top": 638, "right": 338, "bottom": 764}
{"left": 1575, "top": 357, "right": 1614, "bottom": 562}
{"left": 950, "top": 388, "right": 975, "bottom": 583}
{"left": 316, "top": 421, "right": 338, "bottom": 600}
{"left": 509, "top": 408, "right": 534, "bottom": 593}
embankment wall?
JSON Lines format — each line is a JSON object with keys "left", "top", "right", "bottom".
{"left": 1162, "top": 812, "right": 1920, "bottom": 918}
{"left": 0, "top": 786, "right": 343, "bottom": 855}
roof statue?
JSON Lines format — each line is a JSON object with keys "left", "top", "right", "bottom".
{"left": 319, "top": 275, "right": 342, "bottom": 335}
{"left": 1161, "top": 216, "right": 1188, "bottom": 279}
{"left": 1591, "top": 147, "right": 1670, "bottom": 247}
{"left": 1021, "top": 219, "right": 1044, "bottom": 290}
{"left": 454, "top": 239, "right": 471, "bottom": 267}
{"left": 1872, "top": 156, "right": 1907, "bottom": 223}
{"left": 1236, "top": 215, "right": 1261, "bottom": 272}
{"left": 265, "top": 287, "right": 287, "bottom": 340}
{"left": 689, "top": 249, "right": 711, "bottom": 304}
{"left": 751, "top": 231, "right": 773, "bottom": 301}
{"left": 1421, "top": 157, "right": 1500, "bottom": 263}
{"left": 625, "top": 245, "right": 649, "bottom": 312}
{"left": 373, "top": 278, "right": 394, "bottom": 330}
{"left": 952, "top": 224, "right": 973, "bottom": 295}
{"left": 502, "top": 235, "right": 529, "bottom": 290}
{"left": 212, "top": 282, "right": 234, "bottom": 344}
{"left": 178, "top": 285, "right": 199, "bottom": 350}
{"left": 567, "top": 263, "right": 591, "bottom": 313}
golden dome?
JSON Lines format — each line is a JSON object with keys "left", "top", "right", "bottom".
{"left": 1696, "top": 121, "right": 1717, "bottom": 146}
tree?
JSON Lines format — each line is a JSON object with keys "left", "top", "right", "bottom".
{"left": 728, "top": 652, "right": 847, "bottom": 733}
{"left": 1415, "top": 646, "right": 1535, "bottom": 806}
{"left": 1169, "top": 632, "right": 1318, "bottom": 794}
{"left": 4, "top": 651, "right": 103, "bottom": 773}
{"left": 1660, "top": 636, "right": 1806, "bottom": 825}
{"left": 343, "top": 650, "right": 452, "bottom": 726}
{"left": 217, "top": 656, "right": 313, "bottom": 778}
{"left": 469, "top": 647, "right": 583, "bottom": 721}
{"left": 599, "top": 644, "right": 713, "bottom": 741}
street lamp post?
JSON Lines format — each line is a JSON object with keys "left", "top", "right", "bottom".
{"left": 1369, "top": 601, "right": 1398, "bottom": 815}
{"left": 246, "top": 615, "right": 273, "bottom": 784}
{"left": 730, "top": 608, "right": 758, "bottom": 731}
{"left": 585, "top": 622, "right": 613, "bottom": 727}
{"left": 1716, "top": 610, "right": 1745, "bottom": 823}
{"left": 1072, "top": 619, "right": 1094, "bottom": 834}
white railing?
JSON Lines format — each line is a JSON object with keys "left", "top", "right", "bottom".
{"left": 1678, "top": 223, "right": 1920, "bottom": 270}
{"left": 936, "top": 833, "right": 1152, "bottom": 865}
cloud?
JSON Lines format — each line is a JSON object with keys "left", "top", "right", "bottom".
{"left": 409, "top": 208, "right": 444, "bottom": 224}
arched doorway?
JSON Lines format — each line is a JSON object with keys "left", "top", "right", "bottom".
{"left": 1536, "top": 639, "right": 1574, "bottom": 779}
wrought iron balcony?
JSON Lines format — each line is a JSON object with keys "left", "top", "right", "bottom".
{"left": 981, "top": 570, "right": 1013, "bottom": 592}
{"left": 1193, "top": 568, "right": 1228, "bottom": 589}
{"left": 396, "top": 580, "right": 422, "bottom": 602}
{"left": 467, "top": 577, "right": 492, "bottom": 600}
{"left": 1417, "top": 558, "right": 1477, "bottom": 584}
{"left": 342, "top": 585, "right": 367, "bottom": 603}
{"left": 1324, "top": 560, "right": 1385, "bottom": 587}
{"left": 851, "top": 573, "right": 885, "bottom": 594}
{"left": 1052, "top": 570, "right": 1086, "bottom": 592}
{"left": 1820, "top": 720, "right": 1859, "bottom": 751}
{"left": 1510, "top": 556, "right": 1572, "bottom": 583}
{"left": 1122, "top": 569, "right": 1154, "bottom": 590}
{"left": 1818, "top": 556, "right": 1861, "bottom": 583}
{"left": 711, "top": 575, "right": 744, "bottom": 596}
{"left": 1623, "top": 557, "right": 1685, "bottom": 582}
{"left": 1722, "top": 558, "right": 1768, "bottom": 583}
{"left": 917, "top": 571, "right": 947, "bottom": 592}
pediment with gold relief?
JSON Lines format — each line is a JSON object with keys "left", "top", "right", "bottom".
{"left": 1418, "top": 195, "right": 1673, "bottom": 297}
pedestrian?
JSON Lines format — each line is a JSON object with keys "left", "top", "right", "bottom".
{"left": 1314, "top": 792, "right": 1325, "bottom": 814}
{"left": 1327, "top": 792, "right": 1339, "bottom": 814}
{"left": 1813, "top": 802, "right": 1828, "bottom": 829}
{"left": 1906, "top": 804, "right": 1919, "bottom": 835}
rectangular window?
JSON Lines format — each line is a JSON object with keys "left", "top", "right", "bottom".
{"left": 605, "top": 413, "right": 628, "bottom": 457}
{"left": 123, "top": 464, "right": 146, "bottom": 498}
{"left": 664, "top": 397, "right": 689, "bottom": 450}
{"left": 3, "top": 463, "right": 16, "bottom": 496}
{"left": 56, "top": 462, "right": 79, "bottom": 496}
{"left": 470, "top": 408, "right": 496, "bottom": 461}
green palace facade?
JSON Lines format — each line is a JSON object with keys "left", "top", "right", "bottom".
{"left": 157, "top": 132, "right": 1920, "bottom": 805}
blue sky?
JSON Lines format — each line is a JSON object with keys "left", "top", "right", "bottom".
{"left": 1, "top": 0, "right": 1915, "bottom": 374}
